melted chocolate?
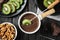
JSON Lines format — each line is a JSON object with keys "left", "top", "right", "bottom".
{"left": 20, "top": 13, "right": 39, "bottom": 32}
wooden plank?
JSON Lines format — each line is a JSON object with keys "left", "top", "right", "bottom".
{"left": 28, "top": 0, "right": 37, "bottom": 40}
{"left": 29, "top": 0, "right": 37, "bottom": 13}
{"left": 0, "top": 17, "right": 12, "bottom": 23}
{"left": 29, "top": 34, "right": 36, "bottom": 40}
{"left": 12, "top": 0, "right": 29, "bottom": 40}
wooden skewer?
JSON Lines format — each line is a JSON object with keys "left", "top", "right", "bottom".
{"left": 47, "top": 0, "right": 60, "bottom": 9}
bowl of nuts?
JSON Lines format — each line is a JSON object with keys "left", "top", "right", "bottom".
{"left": 0, "top": 22, "right": 17, "bottom": 40}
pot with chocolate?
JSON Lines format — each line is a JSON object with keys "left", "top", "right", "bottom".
{"left": 18, "top": 8, "right": 55, "bottom": 34}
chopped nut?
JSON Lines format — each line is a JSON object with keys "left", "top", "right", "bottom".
{"left": 0, "top": 23, "right": 15, "bottom": 40}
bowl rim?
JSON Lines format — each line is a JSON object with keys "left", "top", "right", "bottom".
{"left": 18, "top": 12, "right": 41, "bottom": 34}
{"left": 1, "top": 22, "right": 17, "bottom": 40}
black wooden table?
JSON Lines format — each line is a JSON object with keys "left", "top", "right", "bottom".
{"left": 0, "top": 0, "right": 60, "bottom": 40}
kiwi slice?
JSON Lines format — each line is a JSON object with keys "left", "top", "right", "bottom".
{"left": 8, "top": 2, "right": 16, "bottom": 13}
{"left": 43, "top": 0, "right": 48, "bottom": 7}
{"left": 22, "top": 19, "right": 31, "bottom": 26}
{"left": 17, "top": 0, "right": 23, "bottom": 4}
{"left": 19, "top": 0, "right": 23, "bottom": 4}
{"left": 49, "top": 0, "right": 55, "bottom": 3}
{"left": 2, "top": 4, "right": 11, "bottom": 15}
{"left": 9, "top": 0, "right": 15, "bottom": 2}
{"left": 43, "top": 0, "right": 55, "bottom": 7}
{"left": 17, "top": 0, "right": 20, "bottom": 2}
{"left": 12, "top": 1, "right": 20, "bottom": 9}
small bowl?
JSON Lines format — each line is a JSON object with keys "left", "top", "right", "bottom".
{"left": 18, "top": 12, "right": 41, "bottom": 34}
{"left": 1, "top": 22, "right": 17, "bottom": 40}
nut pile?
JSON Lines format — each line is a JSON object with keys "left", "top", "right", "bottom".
{"left": 0, "top": 23, "right": 15, "bottom": 40}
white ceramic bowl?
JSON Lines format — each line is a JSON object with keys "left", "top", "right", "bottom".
{"left": 1, "top": 22, "right": 17, "bottom": 40}
{"left": 18, "top": 12, "right": 41, "bottom": 34}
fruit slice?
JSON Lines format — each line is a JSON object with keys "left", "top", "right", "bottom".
{"left": 17, "top": 0, "right": 23, "bottom": 4}
{"left": 9, "top": 0, "right": 16, "bottom": 2}
{"left": 8, "top": 2, "right": 16, "bottom": 13}
{"left": 43, "top": 0, "right": 55, "bottom": 7}
{"left": 19, "top": 0, "right": 23, "bottom": 4}
{"left": 44, "top": 0, "right": 48, "bottom": 7}
{"left": 17, "top": 0, "right": 20, "bottom": 2}
{"left": 49, "top": 0, "right": 54, "bottom": 3}
{"left": 22, "top": 19, "right": 31, "bottom": 26}
{"left": 2, "top": 4, "right": 11, "bottom": 15}
{"left": 12, "top": 1, "right": 20, "bottom": 9}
